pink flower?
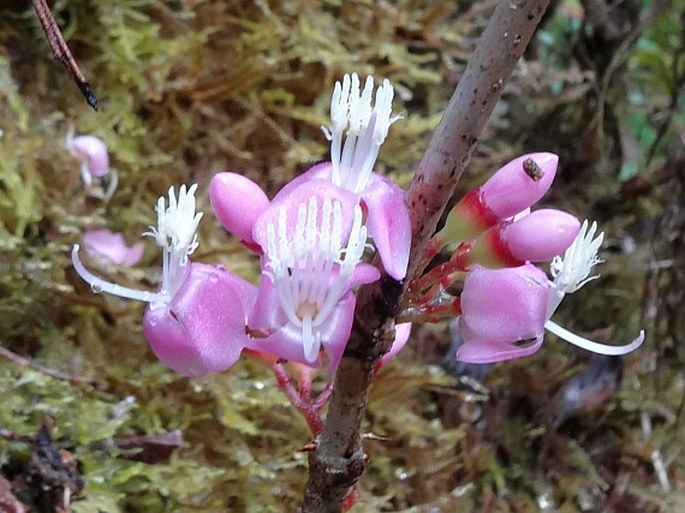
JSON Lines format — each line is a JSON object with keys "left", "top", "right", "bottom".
{"left": 275, "top": 74, "right": 410, "bottom": 280}
{"left": 456, "top": 264, "right": 548, "bottom": 363}
{"left": 143, "top": 262, "right": 255, "bottom": 377}
{"left": 68, "top": 135, "right": 110, "bottom": 179}
{"left": 247, "top": 186, "right": 380, "bottom": 371}
{"left": 455, "top": 222, "right": 645, "bottom": 364}
{"left": 72, "top": 185, "right": 254, "bottom": 377}
{"left": 67, "top": 133, "right": 118, "bottom": 200}
{"left": 83, "top": 229, "right": 144, "bottom": 267}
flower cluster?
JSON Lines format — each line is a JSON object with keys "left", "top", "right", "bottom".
{"left": 71, "top": 73, "right": 411, "bottom": 377}
{"left": 70, "top": 73, "right": 644, "bottom": 379}
{"left": 406, "top": 153, "right": 644, "bottom": 363}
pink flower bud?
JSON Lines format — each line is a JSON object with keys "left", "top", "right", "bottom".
{"left": 461, "top": 209, "right": 581, "bottom": 268}
{"left": 69, "top": 135, "right": 110, "bottom": 178}
{"left": 209, "top": 172, "right": 270, "bottom": 247}
{"left": 502, "top": 209, "right": 580, "bottom": 261}
{"left": 480, "top": 152, "right": 558, "bottom": 219}
{"left": 440, "top": 153, "right": 559, "bottom": 243}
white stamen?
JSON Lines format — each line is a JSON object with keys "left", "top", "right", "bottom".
{"left": 545, "top": 320, "right": 645, "bottom": 355}
{"left": 142, "top": 184, "right": 203, "bottom": 305}
{"left": 264, "top": 199, "right": 367, "bottom": 363}
{"left": 72, "top": 185, "right": 202, "bottom": 310}
{"left": 71, "top": 245, "right": 159, "bottom": 303}
{"left": 321, "top": 73, "right": 401, "bottom": 194}
{"left": 550, "top": 220, "right": 604, "bottom": 294}
{"left": 546, "top": 219, "right": 645, "bottom": 356}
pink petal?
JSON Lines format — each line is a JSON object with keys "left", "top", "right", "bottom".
{"left": 246, "top": 275, "right": 289, "bottom": 335}
{"left": 69, "top": 135, "right": 110, "bottom": 177}
{"left": 252, "top": 179, "right": 358, "bottom": 251}
{"left": 362, "top": 174, "right": 411, "bottom": 280}
{"left": 349, "top": 263, "right": 381, "bottom": 288}
{"left": 379, "top": 322, "right": 413, "bottom": 365}
{"left": 502, "top": 209, "right": 580, "bottom": 262}
{"left": 271, "top": 162, "right": 333, "bottom": 202}
{"left": 320, "top": 294, "right": 357, "bottom": 372}
{"left": 246, "top": 277, "right": 319, "bottom": 366}
{"left": 83, "top": 229, "right": 144, "bottom": 267}
{"left": 142, "top": 263, "right": 252, "bottom": 377}
{"left": 461, "top": 264, "right": 549, "bottom": 343}
{"left": 456, "top": 334, "right": 544, "bottom": 363}
{"left": 209, "top": 172, "right": 270, "bottom": 245}
{"left": 481, "top": 152, "right": 558, "bottom": 219}
{"left": 246, "top": 278, "right": 357, "bottom": 372}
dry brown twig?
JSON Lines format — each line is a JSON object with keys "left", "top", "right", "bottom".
{"left": 31, "top": 0, "right": 98, "bottom": 110}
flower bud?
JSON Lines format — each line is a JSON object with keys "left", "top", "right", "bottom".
{"left": 69, "top": 135, "right": 110, "bottom": 178}
{"left": 441, "top": 153, "right": 558, "bottom": 243}
{"left": 461, "top": 209, "right": 580, "bottom": 268}
{"left": 209, "top": 172, "right": 269, "bottom": 247}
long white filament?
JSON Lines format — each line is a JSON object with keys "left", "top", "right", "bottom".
{"left": 71, "top": 245, "right": 158, "bottom": 303}
{"left": 545, "top": 320, "right": 645, "bottom": 356}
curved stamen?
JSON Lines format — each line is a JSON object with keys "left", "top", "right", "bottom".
{"left": 71, "top": 245, "right": 160, "bottom": 303}
{"left": 545, "top": 320, "right": 645, "bottom": 356}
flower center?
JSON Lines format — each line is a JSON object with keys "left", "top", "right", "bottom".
{"left": 264, "top": 197, "right": 367, "bottom": 362}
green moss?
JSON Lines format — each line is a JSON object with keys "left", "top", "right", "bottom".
{"left": 1, "top": 0, "right": 683, "bottom": 511}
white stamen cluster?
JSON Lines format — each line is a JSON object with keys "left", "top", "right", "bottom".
{"left": 71, "top": 184, "right": 203, "bottom": 310}
{"left": 144, "top": 184, "right": 203, "bottom": 260}
{"left": 545, "top": 219, "right": 644, "bottom": 356}
{"left": 321, "top": 73, "right": 401, "bottom": 194}
{"left": 264, "top": 198, "right": 367, "bottom": 362}
{"left": 143, "top": 185, "right": 203, "bottom": 307}
{"left": 550, "top": 220, "right": 604, "bottom": 294}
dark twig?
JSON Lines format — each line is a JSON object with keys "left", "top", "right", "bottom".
{"left": 0, "top": 345, "right": 98, "bottom": 387}
{"left": 302, "top": 1, "right": 551, "bottom": 511}
{"left": 31, "top": 0, "right": 98, "bottom": 110}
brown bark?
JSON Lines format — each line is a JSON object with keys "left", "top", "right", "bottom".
{"left": 301, "top": 1, "right": 552, "bottom": 511}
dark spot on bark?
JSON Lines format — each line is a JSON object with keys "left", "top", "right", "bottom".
{"left": 437, "top": 184, "right": 443, "bottom": 190}
{"left": 514, "top": 34, "right": 522, "bottom": 44}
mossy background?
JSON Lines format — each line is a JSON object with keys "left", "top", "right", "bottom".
{"left": 1, "top": 0, "right": 684, "bottom": 511}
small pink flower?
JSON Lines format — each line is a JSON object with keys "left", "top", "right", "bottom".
{"left": 460, "top": 264, "right": 549, "bottom": 345}
{"left": 83, "top": 229, "right": 144, "bottom": 267}
{"left": 67, "top": 133, "right": 118, "bottom": 200}
{"left": 68, "top": 135, "right": 110, "bottom": 179}
{"left": 455, "top": 222, "right": 645, "bottom": 364}
{"left": 143, "top": 263, "right": 255, "bottom": 377}
{"left": 72, "top": 185, "right": 255, "bottom": 377}
{"left": 247, "top": 187, "right": 379, "bottom": 371}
